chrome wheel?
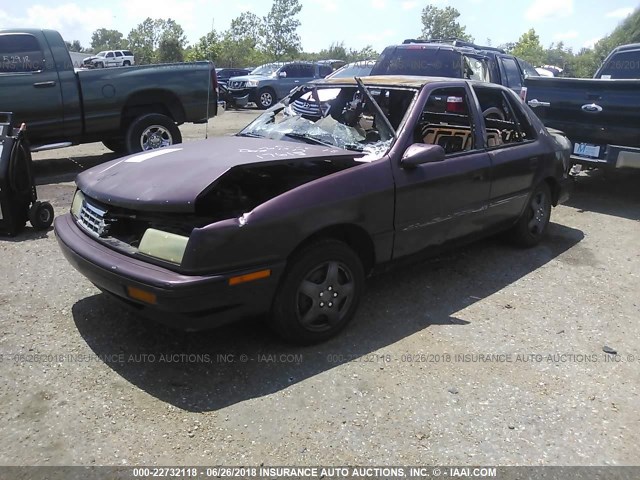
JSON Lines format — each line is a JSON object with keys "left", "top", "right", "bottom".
{"left": 140, "top": 125, "right": 173, "bottom": 150}
{"left": 259, "top": 91, "right": 274, "bottom": 108}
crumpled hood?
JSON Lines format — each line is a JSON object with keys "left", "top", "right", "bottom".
{"left": 76, "top": 136, "right": 355, "bottom": 213}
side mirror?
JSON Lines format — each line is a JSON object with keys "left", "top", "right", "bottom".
{"left": 401, "top": 144, "right": 446, "bottom": 168}
{"left": 278, "top": 71, "right": 287, "bottom": 78}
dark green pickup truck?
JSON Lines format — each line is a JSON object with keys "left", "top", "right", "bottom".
{"left": 0, "top": 29, "right": 220, "bottom": 154}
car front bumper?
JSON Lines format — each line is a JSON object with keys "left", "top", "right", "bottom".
{"left": 226, "top": 88, "right": 257, "bottom": 107}
{"left": 54, "top": 213, "right": 284, "bottom": 331}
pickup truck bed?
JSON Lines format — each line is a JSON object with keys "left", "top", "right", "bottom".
{"left": 525, "top": 68, "right": 640, "bottom": 170}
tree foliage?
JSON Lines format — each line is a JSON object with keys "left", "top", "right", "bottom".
{"left": 127, "top": 18, "right": 187, "bottom": 64}
{"left": 65, "top": 40, "right": 85, "bottom": 52}
{"left": 511, "top": 29, "right": 545, "bottom": 66}
{"left": 420, "top": 5, "right": 472, "bottom": 41}
{"left": 84, "top": 2, "right": 638, "bottom": 79}
{"left": 262, "top": 0, "right": 303, "bottom": 60}
{"left": 90, "top": 29, "right": 127, "bottom": 52}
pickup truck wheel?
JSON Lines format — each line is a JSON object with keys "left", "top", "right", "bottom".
{"left": 270, "top": 239, "right": 365, "bottom": 344}
{"left": 125, "top": 114, "right": 182, "bottom": 153}
{"left": 510, "top": 182, "right": 552, "bottom": 247}
{"left": 95, "top": 62, "right": 104, "bottom": 68}
{"left": 102, "top": 138, "right": 127, "bottom": 153}
{"left": 257, "top": 88, "right": 276, "bottom": 109}
{"left": 123, "top": 61, "right": 131, "bottom": 66}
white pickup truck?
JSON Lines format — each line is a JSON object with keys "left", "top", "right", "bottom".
{"left": 82, "top": 49, "right": 135, "bottom": 68}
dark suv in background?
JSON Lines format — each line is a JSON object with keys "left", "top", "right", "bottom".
{"left": 227, "top": 61, "right": 334, "bottom": 109}
{"left": 371, "top": 39, "right": 538, "bottom": 97}
{"left": 215, "top": 68, "right": 252, "bottom": 87}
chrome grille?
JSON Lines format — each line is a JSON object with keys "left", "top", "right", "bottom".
{"left": 78, "top": 199, "right": 110, "bottom": 237}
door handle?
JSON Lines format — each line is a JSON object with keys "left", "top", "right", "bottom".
{"left": 527, "top": 98, "right": 550, "bottom": 108}
{"left": 33, "top": 81, "right": 56, "bottom": 88}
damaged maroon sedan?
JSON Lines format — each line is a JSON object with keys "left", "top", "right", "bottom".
{"left": 54, "top": 76, "right": 572, "bottom": 344}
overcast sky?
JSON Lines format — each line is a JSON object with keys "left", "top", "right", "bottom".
{"left": 1, "top": 0, "right": 637, "bottom": 53}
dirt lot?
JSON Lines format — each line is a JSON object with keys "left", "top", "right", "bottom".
{"left": 1, "top": 111, "right": 639, "bottom": 467}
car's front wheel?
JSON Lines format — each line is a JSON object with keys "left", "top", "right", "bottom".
{"left": 510, "top": 182, "right": 552, "bottom": 247}
{"left": 257, "top": 88, "right": 276, "bottom": 109}
{"left": 271, "top": 239, "right": 365, "bottom": 344}
{"left": 125, "top": 113, "right": 182, "bottom": 153}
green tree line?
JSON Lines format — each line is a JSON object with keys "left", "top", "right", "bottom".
{"left": 65, "top": 2, "right": 639, "bottom": 77}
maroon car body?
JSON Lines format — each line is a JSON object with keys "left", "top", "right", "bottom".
{"left": 54, "top": 76, "right": 573, "bottom": 344}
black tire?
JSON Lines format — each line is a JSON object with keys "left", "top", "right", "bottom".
{"left": 270, "top": 239, "right": 365, "bottom": 344}
{"left": 95, "top": 62, "right": 104, "bottom": 68}
{"left": 510, "top": 182, "right": 552, "bottom": 247}
{"left": 29, "top": 201, "right": 54, "bottom": 230}
{"left": 257, "top": 88, "right": 276, "bottom": 109}
{"left": 125, "top": 113, "right": 182, "bottom": 154}
{"left": 123, "top": 61, "right": 131, "bottom": 66}
{"left": 102, "top": 138, "right": 127, "bottom": 153}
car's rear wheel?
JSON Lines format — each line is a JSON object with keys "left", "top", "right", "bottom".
{"left": 510, "top": 182, "right": 552, "bottom": 247}
{"left": 270, "top": 239, "right": 365, "bottom": 344}
{"left": 123, "top": 61, "right": 131, "bottom": 66}
{"left": 257, "top": 88, "right": 276, "bottom": 109}
{"left": 125, "top": 113, "right": 182, "bottom": 153}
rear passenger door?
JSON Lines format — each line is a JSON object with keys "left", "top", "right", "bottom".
{"left": 472, "top": 85, "right": 540, "bottom": 226}
{"left": 114, "top": 50, "right": 123, "bottom": 66}
{"left": 392, "top": 85, "right": 492, "bottom": 258}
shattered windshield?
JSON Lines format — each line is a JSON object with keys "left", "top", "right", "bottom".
{"left": 239, "top": 84, "right": 417, "bottom": 162}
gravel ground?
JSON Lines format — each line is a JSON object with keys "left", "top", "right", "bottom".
{"left": 1, "top": 111, "right": 639, "bottom": 467}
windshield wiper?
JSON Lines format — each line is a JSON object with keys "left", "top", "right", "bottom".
{"left": 284, "top": 132, "right": 335, "bottom": 147}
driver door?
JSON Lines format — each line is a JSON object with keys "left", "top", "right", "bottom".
{"left": 392, "top": 85, "right": 492, "bottom": 258}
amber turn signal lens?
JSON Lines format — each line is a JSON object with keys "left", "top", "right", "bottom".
{"left": 127, "top": 286, "right": 157, "bottom": 305}
{"left": 228, "top": 269, "right": 271, "bottom": 286}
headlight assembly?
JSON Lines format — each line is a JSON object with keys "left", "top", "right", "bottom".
{"left": 138, "top": 228, "right": 189, "bottom": 264}
{"left": 71, "top": 190, "right": 85, "bottom": 218}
